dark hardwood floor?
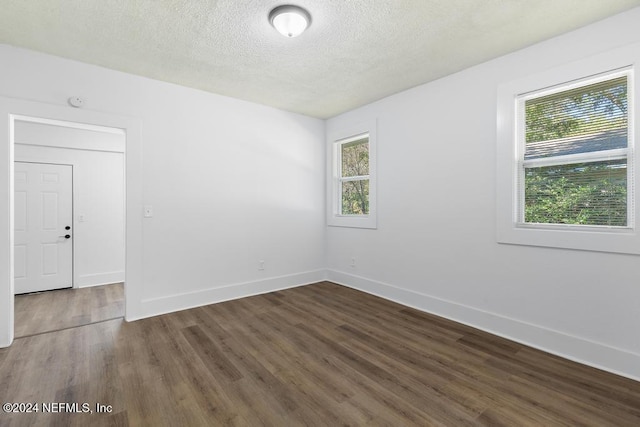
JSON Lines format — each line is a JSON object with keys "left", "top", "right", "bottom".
{"left": 1, "top": 281, "right": 639, "bottom": 426}
{"left": 14, "top": 282, "right": 124, "bottom": 338}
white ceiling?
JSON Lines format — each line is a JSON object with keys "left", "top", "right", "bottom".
{"left": 1, "top": 1, "right": 639, "bottom": 119}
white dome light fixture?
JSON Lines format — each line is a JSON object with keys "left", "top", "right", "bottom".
{"left": 269, "top": 5, "right": 311, "bottom": 38}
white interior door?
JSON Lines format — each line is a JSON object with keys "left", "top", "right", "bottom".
{"left": 14, "top": 162, "right": 73, "bottom": 294}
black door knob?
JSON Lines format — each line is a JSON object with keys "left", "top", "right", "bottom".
{"left": 64, "top": 234, "right": 71, "bottom": 239}
{"left": 65, "top": 226, "right": 71, "bottom": 230}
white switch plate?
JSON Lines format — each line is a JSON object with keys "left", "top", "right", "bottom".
{"left": 144, "top": 205, "right": 153, "bottom": 218}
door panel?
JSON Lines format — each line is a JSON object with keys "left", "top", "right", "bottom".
{"left": 14, "top": 245, "right": 27, "bottom": 278}
{"left": 14, "top": 162, "right": 73, "bottom": 294}
{"left": 42, "top": 192, "right": 59, "bottom": 230}
{"left": 42, "top": 244, "right": 59, "bottom": 275}
{"left": 14, "top": 191, "right": 26, "bottom": 231}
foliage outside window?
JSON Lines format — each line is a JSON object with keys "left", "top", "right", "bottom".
{"left": 339, "top": 136, "right": 370, "bottom": 215}
{"left": 519, "top": 73, "right": 630, "bottom": 228}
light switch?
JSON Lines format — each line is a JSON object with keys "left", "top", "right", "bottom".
{"left": 144, "top": 205, "right": 153, "bottom": 218}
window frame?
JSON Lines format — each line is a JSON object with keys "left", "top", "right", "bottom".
{"left": 327, "top": 120, "right": 377, "bottom": 229}
{"left": 497, "top": 47, "right": 640, "bottom": 254}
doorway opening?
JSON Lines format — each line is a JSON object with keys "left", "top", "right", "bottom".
{"left": 13, "top": 119, "right": 126, "bottom": 336}
{"left": 0, "top": 97, "right": 143, "bottom": 348}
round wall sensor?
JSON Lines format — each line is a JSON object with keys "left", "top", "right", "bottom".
{"left": 68, "top": 96, "right": 84, "bottom": 108}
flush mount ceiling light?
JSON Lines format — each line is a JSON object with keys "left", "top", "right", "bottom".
{"left": 269, "top": 5, "right": 311, "bottom": 38}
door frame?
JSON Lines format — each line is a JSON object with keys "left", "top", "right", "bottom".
{"left": 0, "top": 97, "right": 143, "bottom": 347}
{"left": 14, "top": 161, "right": 74, "bottom": 293}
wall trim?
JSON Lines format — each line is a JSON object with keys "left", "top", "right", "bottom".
{"left": 129, "top": 269, "right": 327, "bottom": 321}
{"left": 327, "top": 269, "right": 640, "bottom": 382}
{"left": 77, "top": 271, "right": 125, "bottom": 288}
{"left": 15, "top": 120, "right": 125, "bottom": 153}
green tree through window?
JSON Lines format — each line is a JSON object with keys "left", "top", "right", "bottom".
{"left": 523, "top": 75, "right": 628, "bottom": 226}
{"left": 340, "top": 137, "right": 369, "bottom": 215}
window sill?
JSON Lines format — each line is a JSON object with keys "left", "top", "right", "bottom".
{"left": 327, "top": 214, "right": 377, "bottom": 229}
{"left": 497, "top": 223, "right": 640, "bottom": 254}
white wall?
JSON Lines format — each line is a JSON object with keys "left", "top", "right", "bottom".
{"left": 14, "top": 120, "right": 125, "bottom": 287}
{"left": 2, "top": 8, "right": 638, "bottom": 381}
{"left": 0, "top": 43, "right": 326, "bottom": 326}
{"left": 326, "top": 8, "right": 640, "bottom": 380}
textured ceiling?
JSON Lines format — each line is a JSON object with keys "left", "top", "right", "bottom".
{"left": 1, "top": 1, "right": 639, "bottom": 118}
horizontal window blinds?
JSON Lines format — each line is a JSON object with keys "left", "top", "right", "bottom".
{"left": 524, "top": 160, "right": 627, "bottom": 226}
{"left": 525, "top": 76, "right": 627, "bottom": 159}
{"left": 522, "top": 74, "right": 630, "bottom": 226}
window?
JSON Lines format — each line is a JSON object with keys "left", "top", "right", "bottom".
{"left": 339, "top": 135, "right": 370, "bottom": 215}
{"left": 497, "top": 46, "right": 640, "bottom": 254}
{"left": 518, "top": 73, "right": 630, "bottom": 228}
{"left": 327, "top": 120, "right": 377, "bottom": 228}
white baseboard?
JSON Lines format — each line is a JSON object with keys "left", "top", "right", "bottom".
{"left": 77, "top": 271, "right": 125, "bottom": 288}
{"left": 128, "top": 269, "right": 327, "bottom": 321}
{"left": 327, "top": 269, "right": 640, "bottom": 382}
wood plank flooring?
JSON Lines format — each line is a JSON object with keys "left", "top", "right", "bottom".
{"left": 14, "top": 283, "right": 124, "bottom": 338}
{"left": 1, "top": 281, "right": 639, "bottom": 426}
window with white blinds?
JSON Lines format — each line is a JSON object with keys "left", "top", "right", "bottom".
{"left": 518, "top": 71, "right": 632, "bottom": 228}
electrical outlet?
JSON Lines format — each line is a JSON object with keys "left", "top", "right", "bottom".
{"left": 350, "top": 258, "right": 356, "bottom": 268}
{"left": 258, "top": 260, "right": 265, "bottom": 270}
